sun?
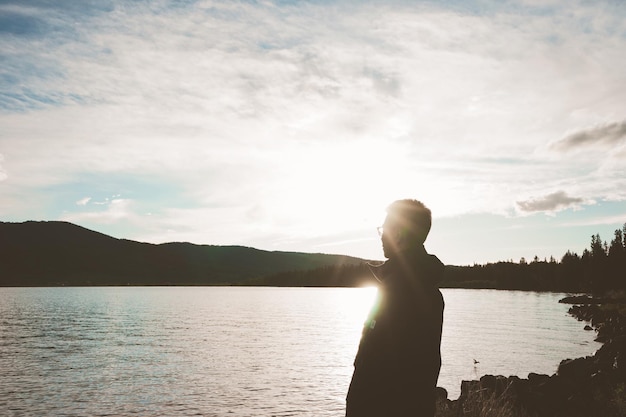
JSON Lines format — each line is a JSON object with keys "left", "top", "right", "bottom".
{"left": 249, "top": 136, "right": 441, "bottom": 259}
{"left": 271, "top": 138, "right": 413, "bottom": 230}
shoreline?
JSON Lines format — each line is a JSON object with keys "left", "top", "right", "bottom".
{"left": 435, "top": 292, "right": 626, "bottom": 417}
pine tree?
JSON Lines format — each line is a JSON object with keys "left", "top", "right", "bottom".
{"left": 590, "top": 233, "right": 606, "bottom": 259}
{"left": 609, "top": 225, "right": 626, "bottom": 290}
{"left": 609, "top": 229, "right": 624, "bottom": 258}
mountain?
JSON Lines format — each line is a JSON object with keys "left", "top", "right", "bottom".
{"left": 0, "top": 221, "right": 367, "bottom": 286}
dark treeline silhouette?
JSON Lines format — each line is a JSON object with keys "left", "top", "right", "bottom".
{"left": 441, "top": 223, "right": 625, "bottom": 293}
{"left": 3, "top": 220, "right": 625, "bottom": 291}
{"left": 248, "top": 223, "right": 626, "bottom": 293}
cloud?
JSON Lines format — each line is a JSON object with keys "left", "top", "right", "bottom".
{"left": 1, "top": 0, "right": 626, "bottom": 262}
{"left": 516, "top": 191, "right": 585, "bottom": 213}
{"left": 560, "top": 212, "right": 626, "bottom": 228}
{"left": 0, "top": 9, "right": 50, "bottom": 37}
{"left": 615, "top": 147, "right": 626, "bottom": 160}
{"left": 61, "top": 198, "right": 135, "bottom": 224}
{"left": 0, "top": 2, "right": 103, "bottom": 111}
{"left": 0, "top": 153, "right": 6, "bottom": 181}
{"left": 550, "top": 121, "right": 626, "bottom": 151}
{"left": 76, "top": 197, "right": 91, "bottom": 206}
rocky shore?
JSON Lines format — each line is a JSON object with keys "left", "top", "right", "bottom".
{"left": 435, "top": 292, "right": 626, "bottom": 417}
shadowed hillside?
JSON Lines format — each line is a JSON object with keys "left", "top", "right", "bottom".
{"left": 4, "top": 220, "right": 624, "bottom": 290}
{"left": 0, "top": 221, "right": 365, "bottom": 286}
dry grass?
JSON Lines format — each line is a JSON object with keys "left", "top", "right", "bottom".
{"left": 435, "top": 383, "right": 534, "bottom": 417}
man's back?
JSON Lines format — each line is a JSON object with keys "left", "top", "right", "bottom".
{"left": 346, "top": 251, "right": 444, "bottom": 416}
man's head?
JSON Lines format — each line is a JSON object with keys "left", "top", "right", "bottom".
{"left": 380, "top": 199, "right": 432, "bottom": 259}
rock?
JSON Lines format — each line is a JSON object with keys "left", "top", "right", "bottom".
{"left": 479, "top": 374, "right": 497, "bottom": 391}
{"left": 459, "top": 379, "right": 481, "bottom": 399}
{"left": 559, "top": 295, "right": 599, "bottom": 304}
{"left": 434, "top": 386, "right": 448, "bottom": 401}
{"left": 557, "top": 356, "right": 594, "bottom": 381}
{"left": 441, "top": 295, "right": 626, "bottom": 417}
{"left": 527, "top": 372, "right": 550, "bottom": 385}
{"left": 434, "top": 386, "right": 453, "bottom": 415}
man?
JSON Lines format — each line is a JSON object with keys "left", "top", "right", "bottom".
{"left": 346, "top": 199, "right": 445, "bottom": 416}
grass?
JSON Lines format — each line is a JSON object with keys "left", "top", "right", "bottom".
{"left": 435, "top": 382, "right": 534, "bottom": 417}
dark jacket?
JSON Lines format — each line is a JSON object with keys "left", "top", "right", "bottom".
{"left": 346, "top": 246, "right": 445, "bottom": 417}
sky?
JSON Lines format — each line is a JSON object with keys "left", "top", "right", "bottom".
{"left": 1, "top": 0, "right": 625, "bottom": 266}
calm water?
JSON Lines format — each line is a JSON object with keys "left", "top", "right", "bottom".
{"left": 0, "top": 287, "right": 600, "bottom": 416}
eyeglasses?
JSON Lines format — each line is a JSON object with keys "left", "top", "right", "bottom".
{"left": 377, "top": 224, "right": 406, "bottom": 238}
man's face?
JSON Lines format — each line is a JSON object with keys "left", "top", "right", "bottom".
{"left": 380, "top": 216, "right": 406, "bottom": 259}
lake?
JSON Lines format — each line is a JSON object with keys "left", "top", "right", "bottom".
{"left": 0, "top": 287, "right": 600, "bottom": 416}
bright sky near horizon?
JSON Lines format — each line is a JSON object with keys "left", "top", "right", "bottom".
{"left": 1, "top": 0, "right": 625, "bottom": 266}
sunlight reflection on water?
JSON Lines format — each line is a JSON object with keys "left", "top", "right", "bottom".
{"left": 0, "top": 287, "right": 599, "bottom": 416}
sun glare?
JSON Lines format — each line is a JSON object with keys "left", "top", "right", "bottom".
{"left": 343, "top": 286, "right": 379, "bottom": 321}
{"left": 269, "top": 139, "right": 414, "bottom": 235}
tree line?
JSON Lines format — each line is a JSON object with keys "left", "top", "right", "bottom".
{"left": 555, "top": 223, "right": 626, "bottom": 293}
{"left": 434, "top": 223, "right": 625, "bottom": 292}
{"left": 248, "top": 223, "right": 626, "bottom": 293}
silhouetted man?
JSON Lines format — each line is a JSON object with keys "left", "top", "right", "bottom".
{"left": 346, "top": 199, "right": 445, "bottom": 416}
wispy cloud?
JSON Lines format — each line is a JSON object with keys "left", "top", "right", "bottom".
{"left": 76, "top": 197, "right": 91, "bottom": 206}
{"left": 61, "top": 198, "right": 135, "bottom": 224}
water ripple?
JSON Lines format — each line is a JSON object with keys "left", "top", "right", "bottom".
{"left": 0, "top": 287, "right": 599, "bottom": 416}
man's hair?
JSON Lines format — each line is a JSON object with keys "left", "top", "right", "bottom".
{"left": 386, "top": 199, "right": 432, "bottom": 244}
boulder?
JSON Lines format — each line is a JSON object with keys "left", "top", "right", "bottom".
{"left": 557, "top": 356, "right": 594, "bottom": 381}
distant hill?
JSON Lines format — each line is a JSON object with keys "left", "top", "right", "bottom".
{"left": 0, "top": 221, "right": 367, "bottom": 286}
